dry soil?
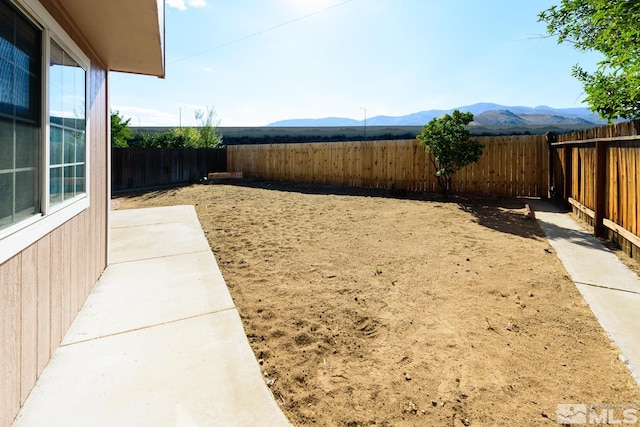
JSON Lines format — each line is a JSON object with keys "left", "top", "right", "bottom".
{"left": 115, "top": 181, "right": 640, "bottom": 427}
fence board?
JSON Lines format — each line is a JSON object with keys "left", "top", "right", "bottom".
{"left": 632, "top": 148, "right": 639, "bottom": 236}
{"left": 555, "top": 120, "right": 640, "bottom": 262}
{"left": 228, "top": 137, "right": 549, "bottom": 197}
{"left": 506, "top": 138, "right": 515, "bottom": 196}
{"left": 411, "top": 143, "right": 421, "bottom": 191}
{"left": 386, "top": 142, "right": 395, "bottom": 189}
{"left": 486, "top": 137, "right": 496, "bottom": 195}
{"left": 621, "top": 146, "right": 628, "bottom": 230}
{"left": 525, "top": 139, "right": 534, "bottom": 195}
{"left": 111, "top": 148, "right": 227, "bottom": 192}
{"left": 513, "top": 137, "right": 521, "bottom": 196}
{"left": 607, "top": 147, "right": 615, "bottom": 225}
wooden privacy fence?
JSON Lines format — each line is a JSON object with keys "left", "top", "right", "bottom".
{"left": 227, "top": 136, "right": 549, "bottom": 197}
{"left": 550, "top": 120, "right": 640, "bottom": 262}
{"left": 111, "top": 147, "right": 226, "bottom": 192}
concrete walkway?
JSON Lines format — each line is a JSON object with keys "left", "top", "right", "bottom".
{"left": 531, "top": 200, "right": 640, "bottom": 386}
{"left": 12, "top": 205, "right": 291, "bottom": 427}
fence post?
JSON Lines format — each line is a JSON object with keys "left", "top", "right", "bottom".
{"left": 545, "top": 132, "right": 556, "bottom": 199}
{"left": 594, "top": 140, "right": 607, "bottom": 237}
{"left": 563, "top": 145, "right": 572, "bottom": 204}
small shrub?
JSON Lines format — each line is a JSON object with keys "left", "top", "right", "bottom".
{"left": 416, "top": 110, "right": 484, "bottom": 196}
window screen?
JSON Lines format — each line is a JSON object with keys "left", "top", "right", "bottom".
{"left": 0, "top": 0, "right": 41, "bottom": 230}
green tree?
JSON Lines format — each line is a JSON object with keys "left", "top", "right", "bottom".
{"left": 135, "top": 128, "right": 196, "bottom": 148}
{"left": 416, "top": 110, "right": 484, "bottom": 197}
{"left": 132, "top": 106, "right": 224, "bottom": 148}
{"left": 137, "top": 131, "right": 163, "bottom": 148}
{"left": 195, "top": 106, "right": 224, "bottom": 148}
{"left": 110, "top": 111, "right": 133, "bottom": 148}
{"left": 169, "top": 127, "right": 201, "bottom": 148}
{"left": 539, "top": 1, "right": 640, "bottom": 122}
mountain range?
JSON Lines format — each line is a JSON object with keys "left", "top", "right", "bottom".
{"left": 268, "top": 103, "right": 605, "bottom": 127}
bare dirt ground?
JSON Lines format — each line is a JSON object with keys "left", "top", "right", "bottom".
{"left": 115, "top": 181, "right": 640, "bottom": 426}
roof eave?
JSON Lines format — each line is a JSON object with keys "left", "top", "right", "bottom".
{"left": 53, "top": 0, "right": 166, "bottom": 77}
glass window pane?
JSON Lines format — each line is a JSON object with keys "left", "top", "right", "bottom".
{"left": 63, "top": 165, "right": 74, "bottom": 200}
{"left": 75, "top": 132, "right": 85, "bottom": 163}
{"left": 49, "top": 85, "right": 63, "bottom": 125}
{"left": 65, "top": 58, "right": 83, "bottom": 128}
{"left": 13, "top": 67, "right": 31, "bottom": 117}
{"left": 50, "top": 125, "right": 62, "bottom": 165}
{"left": 15, "top": 121, "right": 39, "bottom": 168}
{"left": 0, "top": 4, "right": 12, "bottom": 51}
{"left": 0, "top": 56, "right": 14, "bottom": 115}
{"left": 63, "top": 127, "right": 75, "bottom": 164}
{"left": 49, "top": 41, "right": 63, "bottom": 72}
{"left": 73, "top": 65, "right": 84, "bottom": 122}
{"left": 61, "top": 72, "right": 74, "bottom": 124}
{"left": 14, "top": 11, "right": 39, "bottom": 59}
{"left": 49, "top": 42, "right": 63, "bottom": 126}
{"left": 75, "top": 164, "right": 84, "bottom": 194}
{"left": 26, "top": 66, "right": 40, "bottom": 122}
{"left": 13, "top": 10, "right": 39, "bottom": 122}
{"left": 49, "top": 166, "right": 62, "bottom": 204}
{"left": 0, "top": 0, "right": 41, "bottom": 231}
{"left": 0, "top": 117, "right": 12, "bottom": 170}
{"left": 15, "top": 169, "right": 37, "bottom": 215}
{"left": 0, "top": 172, "right": 12, "bottom": 226}
{"left": 49, "top": 38, "right": 86, "bottom": 207}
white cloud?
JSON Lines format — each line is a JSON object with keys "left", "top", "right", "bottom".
{"left": 113, "top": 104, "right": 217, "bottom": 126}
{"left": 188, "top": 0, "right": 206, "bottom": 8}
{"left": 112, "top": 105, "right": 182, "bottom": 126}
{"left": 166, "top": 0, "right": 205, "bottom": 10}
{"left": 166, "top": 0, "right": 186, "bottom": 11}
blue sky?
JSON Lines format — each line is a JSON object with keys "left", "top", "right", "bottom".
{"left": 110, "top": 0, "right": 602, "bottom": 127}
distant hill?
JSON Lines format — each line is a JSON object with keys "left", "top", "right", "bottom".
{"left": 471, "top": 110, "right": 595, "bottom": 126}
{"left": 131, "top": 122, "right": 601, "bottom": 145}
{"left": 472, "top": 110, "right": 527, "bottom": 126}
{"left": 516, "top": 113, "right": 594, "bottom": 125}
{"left": 131, "top": 103, "right": 606, "bottom": 145}
{"left": 268, "top": 103, "right": 606, "bottom": 127}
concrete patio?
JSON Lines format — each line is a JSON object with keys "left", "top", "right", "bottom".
{"left": 12, "top": 205, "right": 291, "bottom": 427}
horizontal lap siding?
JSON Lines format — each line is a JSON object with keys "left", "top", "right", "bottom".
{"left": 0, "top": 57, "right": 109, "bottom": 427}
{"left": 227, "top": 137, "right": 549, "bottom": 198}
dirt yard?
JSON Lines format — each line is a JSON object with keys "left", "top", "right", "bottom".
{"left": 115, "top": 181, "right": 640, "bottom": 426}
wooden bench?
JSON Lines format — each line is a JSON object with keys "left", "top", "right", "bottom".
{"left": 206, "top": 171, "right": 243, "bottom": 180}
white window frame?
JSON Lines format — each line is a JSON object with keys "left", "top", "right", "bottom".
{"left": 0, "top": 0, "right": 91, "bottom": 265}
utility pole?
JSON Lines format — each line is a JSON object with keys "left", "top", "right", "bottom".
{"left": 360, "top": 106, "right": 367, "bottom": 140}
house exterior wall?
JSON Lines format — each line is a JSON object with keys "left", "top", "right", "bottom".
{"left": 0, "top": 1, "right": 109, "bottom": 424}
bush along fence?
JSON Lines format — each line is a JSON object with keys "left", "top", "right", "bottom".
{"left": 550, "top": 120, "right": 640, "bottom": 263}
{"left": 111, "top": 147, "right": 226, "bottom": 192}
{"left": 227, "top": 135, "right": 550, "bottom": 198}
